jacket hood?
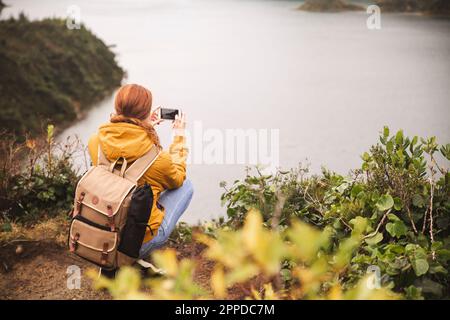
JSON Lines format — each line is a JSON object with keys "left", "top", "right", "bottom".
{"left": 97, "top": 122, "right": 153, "bottom": 162}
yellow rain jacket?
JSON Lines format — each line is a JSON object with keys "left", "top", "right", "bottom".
{"left": 87, "top": 122, "right": 188, "bottom": 243}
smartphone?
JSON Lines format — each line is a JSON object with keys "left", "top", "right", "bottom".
{"left": 160, "top": 108, "right": 179, "bottom": 120}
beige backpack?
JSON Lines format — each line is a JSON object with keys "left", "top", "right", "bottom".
{"left": 68, "top": 145, "right": 160, "bottom": 270}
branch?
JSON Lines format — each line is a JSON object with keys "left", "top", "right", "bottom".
{"left": 428, "top": 177, "right": 436, "bottom": 260}
{"left": 363, "top": 209, "right": 391, "bottom": 240}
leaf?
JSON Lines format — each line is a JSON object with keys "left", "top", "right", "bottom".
{"left": 395, "top": 130, "right": 404, "bottom": 145}
{"left": 280, "top": 268, "right": 292, "bottom": 282}
{"left": 211, "top": 265, "right": 226, "bottom": 298}
{"left": 387, "top": 213, "right": 400, "bottom": 222}
{"left": 242, "top": 209, "right": 263, "bottom": 252}
{"left": 25, "top": 139, "right": 36, "bottom": 150}
{"left": 1, "top": 222, "right": 12, "bottom": 232}
{"left": 349, "top": 216, "right": 369, "bottom": 236}
{"left": 376, "top": 194, "right": 394, "bottom": 211}
{"left": 152, "top": 249, "right": 178, "bottom": 277}
{"left": 288, "top": 221, "right": 330, "bottom": 263}
{"left": 383, "top": 126, "right": 390, "bottom": 139}
{"left": 364, "top": 232, "right": 383, "bottom": 245}
{"left": 404, "top": 285, "right": 424, "bottom": 300}
{"left": 393, "top": 197, "right": 402, "bottom": 211}
{"left": 429, "top": 264, "right": 447, "bottom": 275}
{"left": 47, "top": 124, "right": 54, "bottom": 144}
{"left": 411, "top": 258, "right": 429, "bottom": 277}
{"left": 361, "top": 152, "right": 370, "bottom": 162}
{"left": 351, "top": 184, "right": 364, "bottom": 198}
{"left": 334, "top": 236, "right": 360, "bottom": 270}
{"left": 386, "top": 221, "right": 407, "bottom": 238}
{"left": 412, "top": 194, "right": 424, "bottom": 208}
{"left": 415, "top": 278, "right": 444, "bottom": 297}
{"left": 436, "top": 249, "right": 450, "bottom": 262}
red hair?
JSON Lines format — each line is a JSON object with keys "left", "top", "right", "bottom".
{"left": 110, "top": 84, "right": 161, "bottom": 149}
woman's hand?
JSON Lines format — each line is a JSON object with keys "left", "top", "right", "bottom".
{"left": 172, "top": 111, "right": 186, "bottom": 136}
{"left": 150, "top": 107, "right": 164, "bottom": 126}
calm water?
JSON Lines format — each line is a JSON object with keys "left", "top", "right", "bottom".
{"left": 5, "top": 0, "right": 450, "bottom": 223}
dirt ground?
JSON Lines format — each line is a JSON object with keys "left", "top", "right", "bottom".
{"left": 0, "top": 240, "right": 111, "bottom": 299}
{"left": 0, "top": 238, "right": 253, "bottom": 300}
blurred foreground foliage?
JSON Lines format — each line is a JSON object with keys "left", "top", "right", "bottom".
{"left": 93, "top": 127, "right": 449, "bottom": 300}
{"left": 91, "top": 210, "right": 399, "bottom": 300}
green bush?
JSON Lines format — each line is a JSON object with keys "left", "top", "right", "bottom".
{"left": 0, "top": 125, "right": 81, "bottom": 223}
{"left": 221, "top": 127, "right": 449, "bottom": 299}
{"left": 0, "top": 15, "right": 124, "bottom": 137}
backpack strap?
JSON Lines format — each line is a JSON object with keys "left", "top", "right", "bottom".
{"left": 124, "top": 145, "right": 160, "bottom": 183}
{"left": 97, "top": 145, "right": 110, "bottom": 167}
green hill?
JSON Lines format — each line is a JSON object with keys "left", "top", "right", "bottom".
{"left": 299, "top": 0, "right": 364, "bottom": 12}
{"left": 0, "top": 15, "right": 124, "bottom": 137}
{"left": 375, "top": 0, "right": 450, "bottom": 15}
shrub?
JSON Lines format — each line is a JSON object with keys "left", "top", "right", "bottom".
{"left": 0, "top": 125, "right": 83, "bottom": 224}
{"left": 91, "top": 210, "right": 399, "bottom": 300}
{"left": 221, "top": 127, "right": 449, "bottom": 298}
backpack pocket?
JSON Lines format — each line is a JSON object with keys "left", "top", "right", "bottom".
{"left": 69, "top": 218, "right": 117, "bottom": 269}
{"left": 118, "top": 184, "right": 153, "bottom": 259}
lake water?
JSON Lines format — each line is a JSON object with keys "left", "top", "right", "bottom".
{"left": 4, "top": 0, "right": 450, "bottom": 223}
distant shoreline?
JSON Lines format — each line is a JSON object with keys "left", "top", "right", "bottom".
{"left": 298, "top": 0, "right": 450, "bottom": 17}
{"left": 298, "top": 0, "right": 364, "bottom": 13}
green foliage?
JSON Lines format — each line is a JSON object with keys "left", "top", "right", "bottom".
{"left": 375, "top": 0, "right": 450, "bottom": 15}
{"left": 169, "top": 222, "right": 193, "bottom": 243}
{"left": 0, "top": 16, "right": 124, "bottom": 137}
{"left": 221, "top": 127, "right": 449, "bottom": 299}
{"left": 0, "top": 125, "right": 82, "bottom": 223}
{"left": 93, "top": 210, "right": 399, "bottom": 300}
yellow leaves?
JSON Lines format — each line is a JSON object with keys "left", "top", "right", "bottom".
{"left": 292, "top": 257, "right": 330, "bottom": 298}
{"left": 87, "top": 267, "right": 145, "bottom": 299}
{"left": 201, "top": 209, "right": 285, "bottom": 276}
{"left": 327, "top": 284, "right": 343, "bottom": 300}
{"left": 225, "top": 263, "right": 259, "bottom": 287}
{"left": 250, "top": 283, "right": 280, "bottom": 300}
{"left": 200, "top": 229, "right": 246, "bottom": 268}
{"left": 88, "top": 209, "right": 400, "bottom": 300}
{"left": 148, "top": 251, "right": 207, "bottom": 300}
{"left": 343, "top": 275, "right": 401, "bottom": 300}
{"left": 287, "top": 220, "right": 330, "bottom": 263}
{"left": 153, "top": 249, "right": 178, "bottom": 277}
{"left": 25, "top": 138, "right": 36, "bottom": 150}
{"left": 349, "top": 216, "right": 369, "bottom": 237}
{"left": 333, "top": 236, "right": 360, "bottom": 271}
{"left": 211, "top": 265, "right": 226, "bottom": 298}
{"left": 243, "top": 210, "right": 286, "bottom": 274}
{"left": 242, "top": 208, "right": 261, "bottom": 251}
{"left": 47, "top": 124, "right": 54, "bottom": 144}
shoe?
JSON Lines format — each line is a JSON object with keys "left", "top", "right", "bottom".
{"left": 98, "top": 267, "right": 117, "bottom": 279}
{"left": 136, "top": 259, "right": 166, "bottom": 277}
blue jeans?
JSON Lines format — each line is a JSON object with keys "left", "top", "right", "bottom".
{"left": 139, "top": 179, "right": 194, "bottom": 258}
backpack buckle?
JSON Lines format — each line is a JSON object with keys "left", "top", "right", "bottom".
{"left": 106, "top": 205, "right": 116, "bottom": 231}
{"left": 101, "top": 243, "right": 109, "bottom": 265}
{"left": 74, "top": 192, "right": 86, "bottom": 217}
{"left": 69, "top": 233, "right": 80, "bottom": 252}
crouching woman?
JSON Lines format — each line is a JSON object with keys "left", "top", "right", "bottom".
{"left": 87, "top": 84, "right": 193, "bottom": 271}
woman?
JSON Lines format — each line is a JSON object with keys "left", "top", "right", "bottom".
{"left": 87, "top": 84, "right": 193, "bottom": 268}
